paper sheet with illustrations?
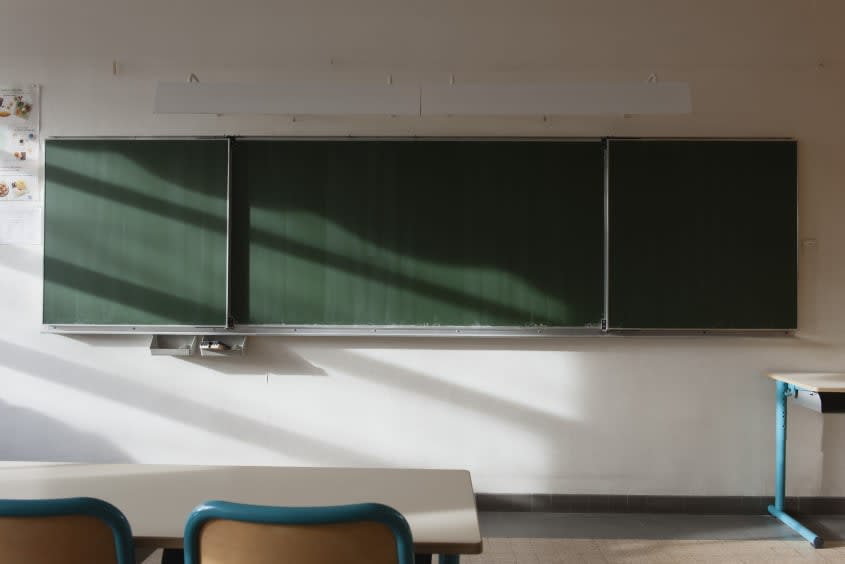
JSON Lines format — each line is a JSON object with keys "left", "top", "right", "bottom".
{"left": 0, "top": 85, "right": 40, "bottom": 203}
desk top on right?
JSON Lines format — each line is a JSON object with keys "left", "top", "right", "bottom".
{"left": 769, "top": 373, "right": 845, "bottom": 392}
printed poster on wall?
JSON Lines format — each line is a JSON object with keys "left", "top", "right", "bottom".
{"left": 0, "top": 85, "right": 40, "bottom": 203}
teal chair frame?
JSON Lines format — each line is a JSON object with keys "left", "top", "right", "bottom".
{"left": 0, "top": 497, "right": 135, "bottom": 564}
{"left": 184, "top": 500, "right": 415, "bottom": 564}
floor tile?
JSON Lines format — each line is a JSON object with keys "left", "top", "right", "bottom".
{"left": 465, "top": 512, "right": 845, "bottom": 564}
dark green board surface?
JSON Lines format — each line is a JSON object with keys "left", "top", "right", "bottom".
{"left": 608, "top": 140, "right": 797, "bottom": 329}
{"left": 43, "top": 139, "right": 229, "bottom": 326}
{"left": 231, "top": 140, "right": 605, "bottom": 327}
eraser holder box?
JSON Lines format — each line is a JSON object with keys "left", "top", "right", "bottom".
{"left": 149, "top": 335, "right": 199, "bottom": 356}
{"left": 199, "top": 335, "right": 247, "bottom": 357}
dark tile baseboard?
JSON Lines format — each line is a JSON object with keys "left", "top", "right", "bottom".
{"left": 476, "top": 494, "right": 845, "bottom": 515}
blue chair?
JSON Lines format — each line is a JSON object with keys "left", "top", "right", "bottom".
{"left": 184, "top": 500, "right": 415, "bottom": 564}
{"left": 0, "top": 497, "right": 134, "bottom": 564}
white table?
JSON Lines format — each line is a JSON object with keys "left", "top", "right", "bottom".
{"left": 767, "top": 373, "right": 845, "bottom": 548}
{"left": 0, "top": 463, "right": 482, "bottom": 563}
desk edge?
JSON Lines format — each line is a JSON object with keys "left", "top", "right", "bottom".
{"left": 134, "top": 537, "right": 485, "bottom": 555}
{"left": 768, "top": 373, "right": 845, "bottom": 393}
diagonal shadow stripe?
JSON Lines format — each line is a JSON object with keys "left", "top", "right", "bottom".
{"left": 46, "top": 164, "right": 227, "bottom": 234}
{"left": 43, "top": 256, "right": 225, "bottom": 325}
{"left": 0, "top": 338, "right": 385, "bottom": 467}
{"left": 0, "top": 398, "right": 133, "bottom": 463}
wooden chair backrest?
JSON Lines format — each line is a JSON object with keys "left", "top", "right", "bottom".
{"left": 197, "top": 519, "right": 400, "bottom": 564}
{"left": 0, "top": 514, "right": 117, "bottom": 564}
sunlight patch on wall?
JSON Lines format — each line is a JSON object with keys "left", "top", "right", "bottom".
{"left": 340, "top": 347, "right": 585, "bottom": 421}
{"left": 264, "top": 346, "right": 590, "bottom": 470}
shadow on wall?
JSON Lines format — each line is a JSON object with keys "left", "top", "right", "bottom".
{"left": 220, "top": 335, "right": 838, "bottom": 493}
{"left": 0, "top": 338, "right": 381, "bottom": 466}
{"left": 66, "top": 334, "right": 329, "bottom": 377}
{"left": 0, "top": 398, "right": 132, "bottom": 462}
{"left": 184, "top": 337, "right": 328, "bottom": 376}
{"left": 0, "top": 245, "right": 41, "bottom": 278}
{"left": 5, "top": 331, "right": 839, "bottom": 491}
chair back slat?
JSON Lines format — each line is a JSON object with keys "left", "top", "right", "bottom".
{"left": 185, "top": 501, "right": 415, "bottom": 564}
{"left": 0, "top": 514, "right": 117, "bottom": 564}
{"left": 199, "top": 519, "right": 399, "bottom": 564}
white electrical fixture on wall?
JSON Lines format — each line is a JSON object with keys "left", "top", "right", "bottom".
{"left": 154, "top": 80, "right": 691, "bottom": 116}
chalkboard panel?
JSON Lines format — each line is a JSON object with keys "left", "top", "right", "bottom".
{"left": 231, "top": 139, "right": 604, "bottom": 327}
{"left": 44, "top": 139, "right": 229, "bottom": 327}
{"left": 608, "top": 139, "right": 797, "bottom": 330}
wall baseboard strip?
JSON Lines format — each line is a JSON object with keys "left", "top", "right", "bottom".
{"left": 476, "top": 494, "right": 845, "bottom": 515}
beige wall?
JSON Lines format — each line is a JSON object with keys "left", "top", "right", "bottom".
{"left": 1, "top": 0, "right": 844, "bottom": 495}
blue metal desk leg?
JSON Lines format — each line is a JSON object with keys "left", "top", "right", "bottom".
{"left": 439, "top": 555, "right": 460, "bottom": 564}
{"left": 767, "top": 380, "right": 824, "bottom": 548}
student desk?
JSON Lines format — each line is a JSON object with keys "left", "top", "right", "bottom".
{"left": 0, "top": 463, "right": 482, "bottom": 563}
{"left": 768, "top": 372, "right": 845, "bottom": 548}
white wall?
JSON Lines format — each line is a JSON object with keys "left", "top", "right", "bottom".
{"left": 2, "top": 0, "right": 845, "bottom": 496}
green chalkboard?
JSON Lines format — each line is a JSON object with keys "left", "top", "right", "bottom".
{"left": 44, "top": 139, "right": 229, "bottom": 326}
{"left": 231, "top": 139, "right": 604, "bottom": 327}
{"left": 608, "top": 139, "right": 797, "bottom": 329}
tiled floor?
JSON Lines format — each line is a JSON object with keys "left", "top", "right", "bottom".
{"left": 463, "top": 513, "right": 845, "bottom": 563}
{"left": 480, "top": 512, "right": 845, "bottom": 541}
{"left": 462, "top": 537, "right": 845, "bottom": 563}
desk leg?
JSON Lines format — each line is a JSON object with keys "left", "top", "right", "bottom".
{"left": 415, "top": 555, "right": 432, "bottom": 564}
{"left": 767, "top": 380, "right": 824, "bottom": 548}
{"left": 774, "top": 379, "right": 788, "bottom": 511}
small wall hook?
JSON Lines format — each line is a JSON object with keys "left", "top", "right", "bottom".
{"left": 188, "top": 73, "right": 200, "bottom": 83}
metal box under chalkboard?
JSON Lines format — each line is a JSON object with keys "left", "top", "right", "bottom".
{"left": 149, "top": 335, "right": 199, "bottom": 356}
{"left": 199, "top": 335, "right": 248, "bottom": 357}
